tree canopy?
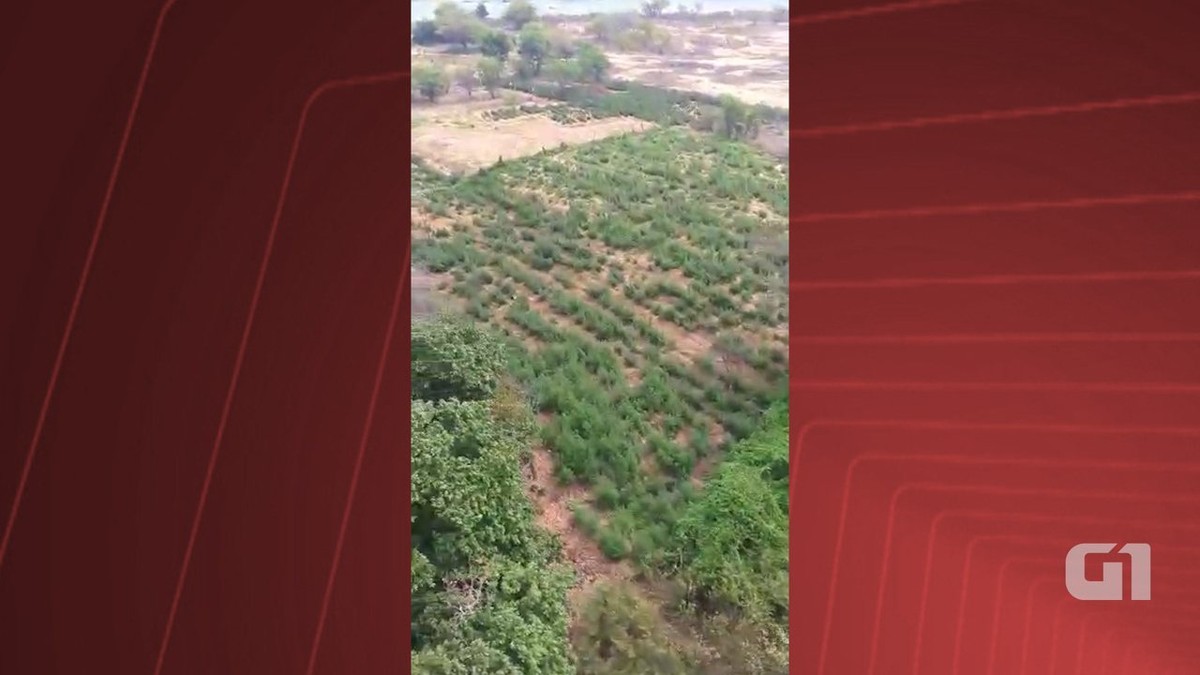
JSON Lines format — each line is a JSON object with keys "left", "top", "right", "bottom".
{"left": 480, "top": 29, "right": 513, "bottom": 60}
{"left": 575, "top": 43, "right": 611, "bottom": 83}
{"left": 411, "top": 315, "right": 574, "bottom": 673}
{"left": 518, "top": 22, "right": 551, "bottom": 75}
{"left": 503, "top": 0, "right": 538, "bottom": 29}
{"left": 411, "top": 315, "right": 507, "bottom": 401}
{"left": 413, "top": 62, "right": 451, "bottom": 103}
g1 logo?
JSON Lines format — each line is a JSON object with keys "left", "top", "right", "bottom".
{"left": 1065, "top": 543, "right": 1151, "bottom": 601}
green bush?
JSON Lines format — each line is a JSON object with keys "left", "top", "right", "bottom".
{"left": 598, "top": 528, "right": 628, "bottom": 560}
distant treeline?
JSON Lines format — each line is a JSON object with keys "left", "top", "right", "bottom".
{"left": 508, "top": 78, "right": 788, "bottom": 127}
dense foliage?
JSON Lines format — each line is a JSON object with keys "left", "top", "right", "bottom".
{"left": 411, "top": 316, "right": 574, "bottom": 673}
{"left": 505, "top": 79, "right": 787, "bottom": 138}
{"left": 673, "top": 402, "right": 788, "bottom": 622}
{"left": 411, "top": 318, "right": 507, "bottom": 402}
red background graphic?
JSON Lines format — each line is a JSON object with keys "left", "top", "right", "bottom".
{"left": 792, "top": 1, "right": 1200, "bottom": 673}
{"left": 8, "top": 0, "right": 1200, "bottom": 673}
{"left": 1, "top": 1, "right": 408, "bottom": 673}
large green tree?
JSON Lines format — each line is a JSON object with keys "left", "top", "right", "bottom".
{"left": 544, "top": 58, "right": 583, "bottom": 93}
{"left": 664, "top": 402, "right": 790, "bottom": 674}
{"left": 671, "top": 402, "right": 788, "bottom": 621}
{"left": 503, "top": 0, "right": 538, "bottom": 29}
{"left": 434, "top": 1, "right": 485, "bottom": 48}
{"left": 413, "top": 19, "right": 440, "bottom": 45}
{"left": 517, "top": 22, "right": 551, "bottom": 75}
{"left": 480, "top": 29, "right": 512, "bottom": 60}
{"left": 575, "top": 43, "right": 611, "bottom": 83}
{"left": 413, "top": 63, "right": 450, "bottom": 103}
{"left": 717, "top": 94, "right": 761, "bottom": 140}
{"left": 411, "top": 315, "right": 506, "bottom": 401}
{"left": 411, "top": 318, "right": 574, "bottom": 674}
{"left": 476, "top": 56, "right": 506, "bottom": 98}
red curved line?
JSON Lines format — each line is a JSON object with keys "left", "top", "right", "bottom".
{"left": 1073, "top": 608, "right": 1103, "bottom": 675}
{"left": 793, "top": 380, "right": 1200, "bottom": 393}
{"left": 793, "top": 332, "right": 1200, "bottom": 344}
{"left": 792, "top": 268, "right": 1200, "bottom": 290}
{"left": 1033, "top": 580, "right": 1200, "bottom": 673}
{"left": 952, "top": 541, "right": 1200, "bottom": 673}
{"left": 983, "top": 556, "right": 1033, "bottom": 675}
{"left": 908, "top": 511, "right": 1200, "bottom": 674}
{"left": 865, "top": 487, "right": 1200, "bottom": 674}
{"left": 792, "top": 420, "right": 1200, "bottom": 672}
{"left": 793, "top": 91, "right": 1200, "bottom": 138}
{"left": 972, "top": 556, "right": 1200, "bottom": 675}
{"left": 816, "top": 475, "right": 1200, "bottom": 673}
{"left": 791, "top": 190, "right": 1200, "bottom": 224}
{"left": 840, "top": 480, "right": 1200, "bottom": 667}
{"left": 304, "top": 238, "right": 409, "bottom": 675}
{"left": 1100, "top": 623, "right": 1135, "bottom": 675}
{"left": 1019, "top": 578, "right": 1058, "bottom": 673}
{"left": 1105, "top": 626, "right": 1200, "bottom": 675}
{"left": 152, "top": 70, "right": 405, "bottom": 675}
{"left": 1022, "top": 576, "right": 1200, "bottom": 667}
{"left": 791, "top": 0, "right": 978, "bottom": 26}
{"left": 789, "top": 420, "right": 1200, "bottom": 519}
{"left": 965, "top": 545, "right": 1193, "bottom": 675}
{"left": 910, "top": 519, "right": 1200, "bottom": 674}
{"left": 0, "top": 0, "right": 179, "bottom": 573}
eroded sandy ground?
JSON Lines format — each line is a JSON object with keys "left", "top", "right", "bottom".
{"left": 412, "top": 92, "right": 652, "bottom": 173}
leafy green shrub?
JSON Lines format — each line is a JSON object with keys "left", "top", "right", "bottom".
{"left": 412, "top": 316, "right": 506, "bottom": 402}
{"left": 594, "top": 477, "right": 621, "bottom": 510}
{"left": 598, "top": 528, "right": 628, "bottom": 560}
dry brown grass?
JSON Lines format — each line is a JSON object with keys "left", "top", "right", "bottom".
{"left": 570, "top": 20, "right": 790, "bottom": 109}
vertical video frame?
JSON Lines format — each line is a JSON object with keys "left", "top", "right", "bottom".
{"left": 409, "top": 0, "right": 790, "bottom": 671}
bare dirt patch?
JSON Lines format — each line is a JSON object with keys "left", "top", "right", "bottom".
{"left": 606, "top": 247, "right": 656, "bottom": 275}
{"left": 624, "top": 365, "right": 642, "bottom": 387}
{"left": 564, "top": 19, "right": 789, "bottom": 110}
{"left": 513, "top": 185, "right": 571, "bottom": 213}
{"left": 689, "top": 455, "right": 717, "bottom": 489}
{"left": 411, "top": 205, "right": 461, "bottom": 235}
{"left": 412, "top": 265, "right": 452, "bottom": 318}
{"left": 524, "top": 446, "right": 631, "bottom": 609}
{"left": 412, "top": 98, "right": 653, "bottom": 174}
{"left": 688, "top": 421, "right": 727, "bottom": 487}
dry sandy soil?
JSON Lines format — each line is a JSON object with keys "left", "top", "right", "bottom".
{"left": 560, "top": 18, "right": 789, "bottom": 110}
{"left": 411, "top": 91, "right": 652, "bottom": 174}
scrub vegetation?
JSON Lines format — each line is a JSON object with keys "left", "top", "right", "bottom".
{"left": 410, "top": 3, "right": 789, "bottom": 672}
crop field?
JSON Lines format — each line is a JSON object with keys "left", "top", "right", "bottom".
{"left": 412, "top": 126, "right": 788, "bottom": 574}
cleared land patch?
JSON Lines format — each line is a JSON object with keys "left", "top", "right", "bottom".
{"left": 411, "top": 95, "right": 653, "bottom": 174}
{"left": 559, "top": 18, "right": 789, "bottom": 110}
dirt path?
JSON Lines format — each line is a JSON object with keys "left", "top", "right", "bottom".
{"left": 524, "top": 446, "right": 631, "bottom": 609}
